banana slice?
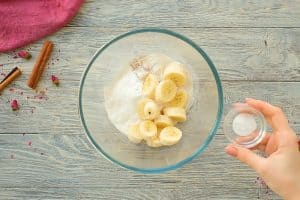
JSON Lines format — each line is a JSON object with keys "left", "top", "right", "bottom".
{"left": 157, "top": 127, "right": 163, "bottom": 135}
{"left": 172, "top": 120, "right": 178, "bottom": 126}
{"left": 139, "top": 120, "right": 158, "bottom": 140}
{"left": 163, "top": 107, "right": 187, "bottom": 122}
{"left": 166, "top": 89, "right": 187, "bottom": 108}
{"left": 142, "top": 74, "right": 158, "bottom": 98}
{"left": 154, "top": 115, "right": 174, "bottom": 128}
{"left": 146, "top": 137, "right": 163, "bottom": 148}
{"left": 146, "top": 128, "right": 163, "bottom": 148}
{"left": 128, "top": 123, "right": 143, "bottom": 144}
{"left": 155, "top": 80, "right": 177, "bottom": 103}
{"left": 137, "top": 98, "right": 152, "bottom": 119}
{"left": 143, "top": 101, "right": 160, "bottom": 120}
{"left": 163, "top": 61, "right": 187, "bottom": 87}
{"left": 159, "top": 126, "right": 182, "bottom": 146}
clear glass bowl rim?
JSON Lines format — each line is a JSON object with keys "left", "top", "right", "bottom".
{"left": 79, "top": 28, "right": 224, "bottom": 173}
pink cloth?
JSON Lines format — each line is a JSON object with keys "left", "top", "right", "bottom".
{"left": 0, "top": 0, "right": 84, "bottom": 52}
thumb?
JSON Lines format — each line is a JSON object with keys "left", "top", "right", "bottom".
{"left": 225, "top": 144, "right": 266, "bottom": 172}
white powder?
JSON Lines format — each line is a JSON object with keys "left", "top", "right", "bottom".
{"left": 104, "top": 54, "right": 194, "bottom": 135}
{"left": 104, "top": 69, "right": 142, "bottom": 135}
{"left": 232, "top": 113, "right": 257, "bottom": 136}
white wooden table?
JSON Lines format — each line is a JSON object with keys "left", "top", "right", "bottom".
{"left": 0, "top": 1, "right": 299, "bottom": 199}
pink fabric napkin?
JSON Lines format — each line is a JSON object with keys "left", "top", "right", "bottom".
{"left": 0, "top": 0, "right": 84, "bottom": 52}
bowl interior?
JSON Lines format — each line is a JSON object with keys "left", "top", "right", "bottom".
{"left": 79, "top": 29, "right": 223, "bottom": 173}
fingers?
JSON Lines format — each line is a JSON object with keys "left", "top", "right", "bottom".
{"left": 245, "top": 98, "right": 290, "bottom": 132}
{"left": 246, "top": 98, "right": 298, "bottom": 149}
{"left": 250, "top": 144, "right": 266, "bottom": 152}
{"left": 257, "top": 133, "right": 271, "bottom": 146}
{"left": 249, "top": 134, "right": 271, "bottom": 151}
{"left": 225, "top": 144, "right": 266, "bottom": 173}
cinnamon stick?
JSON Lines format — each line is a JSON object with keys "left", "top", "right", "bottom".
{"left": 0, "top": 67, "right": 22, "bottom": 93}
{"left": 27, "top": 40, "right": 53, "bottom": 89}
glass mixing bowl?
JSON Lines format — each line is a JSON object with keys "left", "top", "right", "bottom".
{"left": 79, "top": 28, "right": 223, "bottom": 173}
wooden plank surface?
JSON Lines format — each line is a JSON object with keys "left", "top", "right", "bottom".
{"left": 0, "top": 0, "right": 299, "bottom": 199}
{"left": 0, "top": 82, "right": 299, "bottom": 134}
{"left": 0, "top": 134, "right": 280, "bottom": 200}
{"left": 70, "top": 0, "right": 300, "bottom": 28}
{"left": 1, "top": 28, "right": 299, "bottom": 82}
{"left": 0, "top": 188, "right": 280, "bottom": 200}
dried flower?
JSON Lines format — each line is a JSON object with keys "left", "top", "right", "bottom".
{"left": 51, "top": 75, "right": 59, "bottom": 86}
{"left": 10, "top": 99, "right": 19, "bottom": 111}
{"left": 17, "top": 51, "right": 31, "bottom": 59}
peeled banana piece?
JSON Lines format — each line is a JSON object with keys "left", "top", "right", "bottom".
{"left": 154, "top": 115, "right": 174, "bottom": 128}
{"left": 143, "top": 101, "right": 160, "bottom": 120}
{"left": 163, "top": 107, "right": 187, "bottom": 122}
{"left": 137, "top": 98, "right": 160, "bottom": 120}
{"left": 155, "top": 80, "right": 177, "bottom": 103}
{"left": 159, "top": 126, "right": 182, "bottom": 146}
{"left": 166, "top": 89, "right": 187, "bottom": 108}
{"left": 128, "top": 123, "right": 143, "bottom": 144}
{"left": 163, "top": 61, "right": 187, "bottom": 87}
{"left": 142, "top": 74, "right": 158, "bottom": 98}
{"left": 139, "top": 120, "right": 158, "bottom": 140}
{"left": 146, "top": 137, "right": 163, "bottom": 148}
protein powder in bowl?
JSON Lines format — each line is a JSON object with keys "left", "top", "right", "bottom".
{"left": 79, "top": 28, "right": 223, "bottom": 173}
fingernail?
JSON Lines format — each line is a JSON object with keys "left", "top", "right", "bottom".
{"left": 225, "top": 145, "right": 238, "bottom": 157}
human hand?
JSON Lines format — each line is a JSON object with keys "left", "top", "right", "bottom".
{"left": 225, "top": 98, "right": 300, "bottom": 200}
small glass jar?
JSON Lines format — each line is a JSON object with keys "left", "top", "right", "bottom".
{"left": 224, "top": 103, "right": 267, "bottom": 148}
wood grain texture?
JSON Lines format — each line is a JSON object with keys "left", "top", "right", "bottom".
{"left": 0, "top": 188, "right": 281, "bottom": 200}
{"left": 0, "top": 134, "right": 280, "bottom": 200}
{"left": 1, "top": 28, "right": 299, "bottom": 82}
{"left": 70, "top": 0, "right": 300, "bottom": 28}
{"left": 0, "top": 81, "right": 299, "bottom": 135}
